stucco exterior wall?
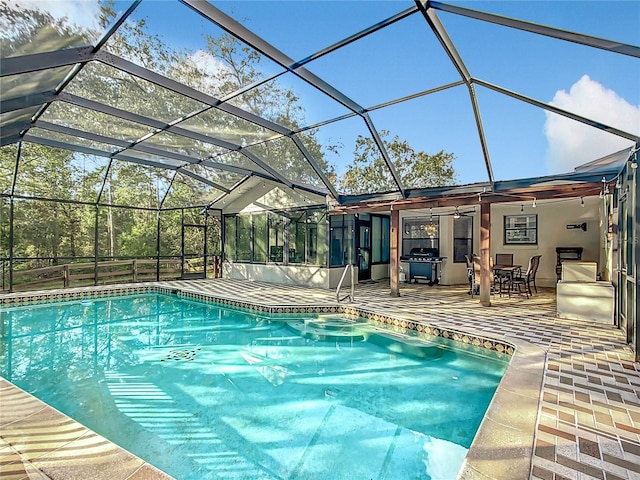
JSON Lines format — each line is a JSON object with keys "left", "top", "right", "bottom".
{"left": 223, "top": 262, "right": 331, "bottom": 289}
{"left": 371, "top": 263, "right": 390, "bottom": 281}
{"left": 490, "top": 197, "right": 603, "bottom": 288}
{"left": 223, "top": 263, "right": 376, "bottom": 290}
{"left": 399, "top": 196, "right": 605, "bottom": 287}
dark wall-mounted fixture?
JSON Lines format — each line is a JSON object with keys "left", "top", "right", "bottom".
{"left": 566, "top": 222, "right": 587, "bottom": 231}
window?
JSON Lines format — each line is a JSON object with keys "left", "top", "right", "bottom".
{"left": 453, "top": 216, "right": 473, "bottom": 262}
{"left": 330, "top": 214, "right": 355, "bottom": 267}
{"left": 504, "top": 214, "right": 537, "bottom": 245}
{"left": 371, "top": 215, "right": 390, "bottom": 263}
{"left": 287, "top": 208, "right": 328, "bottom": 265}
{"left": 289, "top": 211, "right": 306, "bottom": 264}
{"left": 372, "top": 216, "right": 381, "bottom": 263}
{"left": 236, "top": 215, "right": 251, "bottom": 261}
{"left": 402, "top": 217, "right": 439, "bottom": 254}
{"left": 223, "top": 215, "right": 236, "bottom": 262}
{"left": 307, "top": 209, "right": 328, "bottom": 266}
{"left": 224, "top": 208, "right": 328, "bottom": 265}
{"left": 381, "top": 216, "right": 390, "bottom": 262}
{"left": 225, "top": 213, "right": 271, "bottom": 263}
{"left": 253, "top": 213, "right": 267, "bottom": 263}
{"left": 268, "top": 213, "right": 285, "bottom": 262}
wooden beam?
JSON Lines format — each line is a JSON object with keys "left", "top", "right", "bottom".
{"left": 479, "top": 201, "right": 491, "bottom": 306}
{"left": 390, "top": 209, "right": 400, "bottom": 297}
{"left": 328, "top": 181, "right": 607, "bottom": 215}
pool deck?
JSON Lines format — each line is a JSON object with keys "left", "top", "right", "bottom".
{"left": 1, "top": 278, "right": 638, "bottom": 480}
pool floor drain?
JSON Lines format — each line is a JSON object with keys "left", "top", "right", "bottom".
{"left": 161, "top": 348, "right": 201, "bottom": 361}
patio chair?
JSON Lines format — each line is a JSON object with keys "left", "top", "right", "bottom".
{"left": 529, "top": 255, "right": 542, "bottom": 294}
{"left": 494, "top": 253, "right": 514, "bottom": 294}
{"left": 468, "top": 255, "right": 496, "bottom": 298}
{"left": 465, "top": 254, "right": 477, "bottom": 295}
{"left": 510, "top": 255, "right": 542, "bottom": 297}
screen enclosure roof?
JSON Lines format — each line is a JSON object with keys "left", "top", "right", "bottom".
{"left": 1, "top": 0, "right": 639, "bottom": 210}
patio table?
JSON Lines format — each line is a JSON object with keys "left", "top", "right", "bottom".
{"left": 493, "top": 264, "right": 522, "bottom": 297}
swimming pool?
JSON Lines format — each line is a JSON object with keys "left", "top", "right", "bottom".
{"left": 0, "top": 292, "right": 509, "bottom": 480}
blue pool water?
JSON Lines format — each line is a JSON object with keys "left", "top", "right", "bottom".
{"left": 0, "top": 293, "right": 508, "bottom": 480}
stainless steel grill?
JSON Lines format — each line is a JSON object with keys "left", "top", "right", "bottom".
{"left": 400, "top": 248, "right": 446, "bottom": 285}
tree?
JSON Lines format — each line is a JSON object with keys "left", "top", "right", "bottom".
{"left": 1, "top": 0, "right": 458, "bottom": 276}
{"left": 339, "top": 131, "right": 457, "bottom": 194}
{"left": 95, "top": 2, "right": 336, "bottom": 190}
{"left": 8, "top": 144, "right": 97, "bottom": 263}
{"left": 3, "top": 0, "right": 331, "bottom": 265}
{"left": 0, "top": 0, "right": 95, "bottom": 57}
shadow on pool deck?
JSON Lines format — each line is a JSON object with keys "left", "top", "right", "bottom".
{"left": 0, "top": 279, "right": 637, "bottom": 480}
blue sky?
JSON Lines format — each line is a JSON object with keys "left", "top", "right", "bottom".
{"left": 166, "top": 0, "right": 640, "bottom": 184}
{"left": 12, "top": 0, "right": 640, "bottom": 187}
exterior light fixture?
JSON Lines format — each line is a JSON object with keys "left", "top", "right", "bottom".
{"left": 425, "top": 223, "right": 438, "bottom": 237}
{"left": 599, "top": 177, "right": 606, "bottom": 198}
{"left": 453, "top": 207, "right": 460, "bottom": 219}
{"left": 631, "top": 158, "right": 638, "bottom": 169}
{"left": 520, "top": 204, "right": 524, "bottom": 213}
{"left": 532, "top": 198, "right": 537, "bottom": 208}
{"left": 580, "top": 197, "right": 584, "bottom": 207}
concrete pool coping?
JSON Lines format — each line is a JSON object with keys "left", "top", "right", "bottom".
{"left": 459, "top": 338, "right": 545, "bottom": 479}
{"left": 1, "top": 282, "right": 545, "bottom": 479}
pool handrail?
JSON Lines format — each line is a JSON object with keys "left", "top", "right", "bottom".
{"left": 336, "top": 264, "right": 355, "bottom": 303}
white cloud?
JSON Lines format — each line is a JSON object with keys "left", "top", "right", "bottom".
{"left": 188, "top": 49, "right": 229, "bottom": 79}
{"left": 544, "top": 75, "right": 639, "bottom": 173}
{"left": 7, "top": 0, "right": 102, "bottom": 31}
{"left": 181, "top": 49, "right": 232, "bottom": 97}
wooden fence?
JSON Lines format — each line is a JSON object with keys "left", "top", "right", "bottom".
{"left": 6, "top": 257, "right": 221, "bottom": 292}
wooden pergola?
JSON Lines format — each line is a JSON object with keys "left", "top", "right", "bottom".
{"left": 329, "top": 170, "right": 618, "bottom": 306}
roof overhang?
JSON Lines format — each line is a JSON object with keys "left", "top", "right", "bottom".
{"left": 330, "top": 168, "right": 621, "bottom": 214}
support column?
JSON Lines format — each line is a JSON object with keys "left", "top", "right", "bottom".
{"left": 94, "top": 204, "right": 99, "bottom": 286}
{"left": 633, "top": 146, "right": 639, "bottom": 362}
{"left": 156, "top": 210, "right": 161, "bottom": 281}
{"left": 390, "top": 208, "right": 400, "bottom": 297}
{"left": 8, "top": 198, "right": 14, "bottom": 293}
{"left": 479, "top": 201, "right": 491, "bottom": 306}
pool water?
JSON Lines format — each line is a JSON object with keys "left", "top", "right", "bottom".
{"left": 0, "top": 293, "right": 508, "bottom": 480}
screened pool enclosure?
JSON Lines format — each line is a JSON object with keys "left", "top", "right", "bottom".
{"left": 1, "top": 0, "right": 638, "bottom": 292}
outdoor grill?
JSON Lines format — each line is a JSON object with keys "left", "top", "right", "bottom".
{"left": 400, "top": 247, "right": 446, "bottom": 285}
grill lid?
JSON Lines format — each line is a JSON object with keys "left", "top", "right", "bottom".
{"left": 408, "top": 247, "right": 439, "bottom": 257}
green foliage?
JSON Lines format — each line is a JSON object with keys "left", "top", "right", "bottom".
{"left": 339, "top": 131, "right": 457, "bottom": 194}
{"left": 12, "top": 199, "right": 95, "bottom": 262}
{"left": 1, "top": 0, "right": 457, "bottom": 270}
{"left": 0, "top": 198, "right": 10, "bottom": 258}
{"left": 9, "top": 145, "right": 99, "bottom": 262}
{"left": 115, "top": 210, "right": 157, "bottom": 257}
{"left": 0, "top": 144, "right": 17, "bottom": 195}
{"left": 0, "top": 0, "right": 95, "bottom": 57}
